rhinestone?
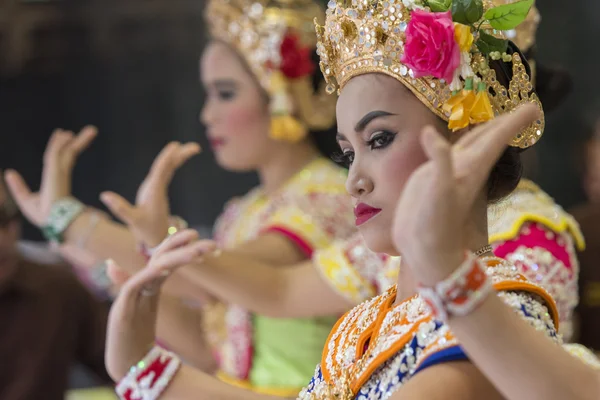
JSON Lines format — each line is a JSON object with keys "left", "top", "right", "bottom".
{"left": 409, "top": 69, "right": 414, "bottom": 78}
{"left": 249, "top": 3, "right": 263, "bottom": 17}
{"left": 400, "top": 22, "right": 407, "bottom": 31}
{"left": 328, "top": 0, "right": 336, "bottom": 8}
{"left": 400, "top": 65, "right": 408, "bottom": 75}
{"left": 390, "top": 15, "right": 396, "bottom": 21}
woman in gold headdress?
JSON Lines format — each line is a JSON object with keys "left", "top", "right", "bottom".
{"left": 101, "top": 0, "right": 600, "bottom": 399}
{"left": 4, "top": 0, "right": 362, "bottom": 395}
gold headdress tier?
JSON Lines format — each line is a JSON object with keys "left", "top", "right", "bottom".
{"left": 316, "top": 0, "right": 545, "bottom": 148}
{"left": 206, "top": 0, "right": 336, "bottom": 137}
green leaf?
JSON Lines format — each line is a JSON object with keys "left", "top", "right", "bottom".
{"left": 484, "top": 0, "right": 534, "bottom": 30}
{"left": 451, "top": 0, "right": 484, "bottom": 25}
{"left": 428, "top": 0, "right": 452, "bottom": 12}
{"left": 476, "top": 31, "right": 508, "bottom": 55}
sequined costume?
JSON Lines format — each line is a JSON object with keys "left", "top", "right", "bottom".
{"left": 299, "top": 258, "right": 560, "bottom": 399}
{"left": 205, "top": 158, "right": 355, "bottom": 396}
{"left": 489, "top": 179, "right": 584, "bottom": 341}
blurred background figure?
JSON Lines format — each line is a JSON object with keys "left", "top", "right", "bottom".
{"left": 0, "top": 174, "right": 112, "bottom": 400}
{"left": 571, "top": 111, "right": 600, "bottom": 354}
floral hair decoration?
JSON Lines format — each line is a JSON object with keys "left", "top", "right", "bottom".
{"left": 316, "top": 0, "right": 544, "bottom": 148}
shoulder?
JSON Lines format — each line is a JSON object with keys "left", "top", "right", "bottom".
{"left": 313, "top": 233, "right": 395, "bottom": 304}
{"left": 489, "top": 179, "right": 585, "bottom": 250}
{"left": 264, "top": 159, "right": 355, "bottom": 248}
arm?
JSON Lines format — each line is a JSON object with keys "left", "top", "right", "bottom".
{"left": 446, "top": 293, "right": 600, "bottom": 400}
{"left": 391, "top": 361, "right": 504, "bottom": 400}
{"left": 71, "top": 271, "right": 112, "bottom": 382}
{"left": 156, "top": 295, "right": 217, "bottom": 373}
{"left": 63, "top": 210, "right": 147, "bottom": 271}
{"left": 157, "top": 365, "right": 281, "bottom": 400}
{"left": 163, "top": 232, "right": 356, "bottom": 318}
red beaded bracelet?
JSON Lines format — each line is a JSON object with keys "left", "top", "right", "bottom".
{"left": 115, "top": 346, "right": 182, "bottom": 400}
{"left": 418, "top": 252, "right": 493, "bottom": 321}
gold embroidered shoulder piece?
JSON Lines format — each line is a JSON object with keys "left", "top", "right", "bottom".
{"left": 488, "top": 179, "right": 585, "bottom": 250}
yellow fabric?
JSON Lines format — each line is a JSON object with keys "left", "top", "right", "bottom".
{"left": 314, "top": 244, "right": 376, "bottom": 303}
{"left": 65, "top": 388, "right": 117, "bottom": 400}
{"left": 217, "top": 371, "right": 301, "bottom": 397}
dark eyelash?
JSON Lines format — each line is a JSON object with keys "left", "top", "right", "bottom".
{"left": 367, "top": 131, "right": 396, "bottom": 149}
{"left": 331, "top": 151, "right": 353, "bottom": 168}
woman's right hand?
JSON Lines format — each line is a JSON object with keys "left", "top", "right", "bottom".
{"left": 4, "top": 126, "right": 97, "bottom": 227}
{"left": 105, "top": 229, "right": 216, "bottom": 380}
{"left": 100, "top": 142, "right": 201, "bottom": 248}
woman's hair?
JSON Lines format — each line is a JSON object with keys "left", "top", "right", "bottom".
{"left": 484, "top": 41, "right": 532, "bottom": 202}
{"left": 306, "top": 49, "right": 342, "bottom": 161}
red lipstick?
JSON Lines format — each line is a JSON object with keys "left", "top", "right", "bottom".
{"left": 354, "top": 203, "right": 382, "bottom": 226}
{"left": 208, "top": 137, "right": 226, "bottom": 149}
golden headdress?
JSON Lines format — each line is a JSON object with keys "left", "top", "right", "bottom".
{"left": 316, "top": 0, "right": 544, "bottom": 148}
{"left": 205, "top": 0, "right": 337, "bottom": 141}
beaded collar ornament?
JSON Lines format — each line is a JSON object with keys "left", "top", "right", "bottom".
{"left": 315, "top": 0, "right": 544, "bottom": 148}
{"left": 206, "top": 0, "right": 337, "bottom": 142}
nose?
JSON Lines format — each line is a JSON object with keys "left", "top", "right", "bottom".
{"left": 200, "top": 100, "right": 214, "bottom": 126}
{"left": 346, "top": 163, "right": 374, "bottom": 199}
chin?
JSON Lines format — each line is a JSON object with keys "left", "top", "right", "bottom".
{"left": 214, "top": 153, "right": 256, "bottom": 172}
{"left": 359, "top": 225, "right": 396, "bottom": 255}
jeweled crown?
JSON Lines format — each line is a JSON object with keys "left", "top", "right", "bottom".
{"left": 206, "top": 0, "right": 337, "bottom": 135}
{"left": 315, "top": 0, "right": 544, "bottom": 148}
{"left": 206, "top": 0, "right": 323, "bottom": 91}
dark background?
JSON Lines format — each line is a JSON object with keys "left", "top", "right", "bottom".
{"left": 0, "top": 0, "right": 598, "bottom": 240}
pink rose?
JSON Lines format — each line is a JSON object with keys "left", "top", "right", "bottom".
{"left": 401, "top": 10, "right": 461, "bottom": 83}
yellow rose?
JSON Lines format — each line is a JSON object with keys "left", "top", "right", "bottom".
{"left": 470, "top": 90, "right": 494, "bottom": 125}
{"left": 454, "top": 23, "right": 474, "bottom": 53}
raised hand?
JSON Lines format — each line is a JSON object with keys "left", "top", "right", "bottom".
{"left": 105, "top": 229, "right": 216, "bottom": 381}
{"left": 100, "top": 142, "right": 201, "bottom": 248}
{"left": 4, "top": 126, "right": 97, "bottom": 227}
{"left": 392, "top": 104, "right": 540, "bottom": 285}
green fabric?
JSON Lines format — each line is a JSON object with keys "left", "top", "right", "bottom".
{"left": 249, "top": 314, "right": 337, "bottom": 390}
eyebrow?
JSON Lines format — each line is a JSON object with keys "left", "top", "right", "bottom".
{"left": 212, "top": 79, "right": 237, "bottom": 88}
{"left": 354, "top": 110, "right": 396, "bottom": 132}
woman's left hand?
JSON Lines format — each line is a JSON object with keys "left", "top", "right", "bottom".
{"left": 100, "top": 142, "right": 200, "bottom": 248}
{"left": 392, "top": 104, "right": 539, "bottom": 285}
{"left": 105, "top": 229, "right": 216, "bottom": 381}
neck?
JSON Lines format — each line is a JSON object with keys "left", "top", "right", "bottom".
{"left": 396, "top": 193, "right": 491, "bottom": 301}
{"left": 257, "top": 139, "right": 320, "bottom": 195}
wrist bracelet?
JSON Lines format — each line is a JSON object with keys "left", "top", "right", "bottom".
{"left": 41, "top": 198, "right": 85, "bottom": 244}
{"left": 115, "top": 346, "right": 182, "bottom": 400}
{"left": 418, "top": 252, "right": 493, "bottom": 321}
